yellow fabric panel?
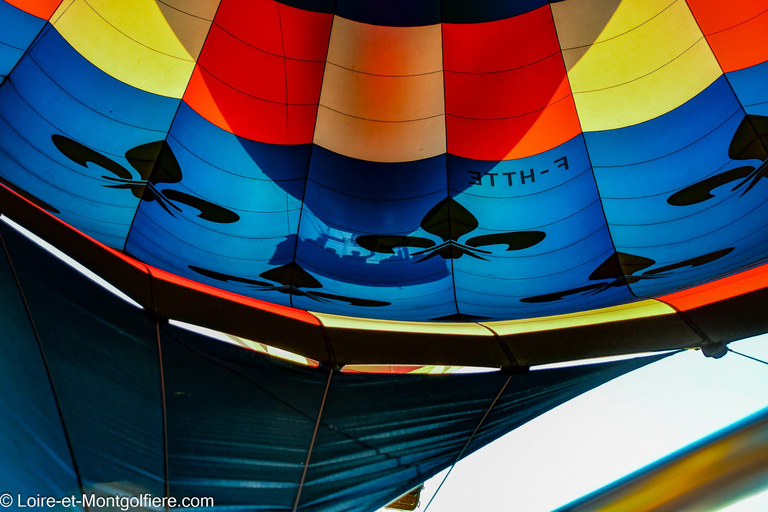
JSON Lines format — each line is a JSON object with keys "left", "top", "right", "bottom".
{"left": 484, "top": 300, "right": 675, "bottom": 336}
{"left": 313, "top": 312, "right": 493, "bottom": 336}
{"left": 552, "top": 0, "right": 722, "bottom": 131}
{"left": 52, "top": 0, "right": 198, "bottom": 98}
{"left": 313, "top": 17, "right": 446, "bottom": 162}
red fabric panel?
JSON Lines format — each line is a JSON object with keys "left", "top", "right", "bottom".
{"left": 687, "top": 0, "right": 768, "bottom": 72}
{"left": 659, "top": 263, "right": 768, "bottom": 311}
{"left": 443, "top": 6, "right": 579, "bottom": 160}
{"left": 183, "top": 0, "right": 332, "bottom": 144}
{"left": 6, "top": 0, "right": 61, "bottom": 20}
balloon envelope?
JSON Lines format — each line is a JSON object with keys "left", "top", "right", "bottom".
{"left": 1, "top": 0, "right": 767, "bottom": 365}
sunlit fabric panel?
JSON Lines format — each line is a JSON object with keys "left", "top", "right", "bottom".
{"left": 125, "top": 103, "right": 311, "bottom": 309}
{"left": 294, "top": 148, "right": 456, "bottom": 320}
{"left": 449, "top": 135, "right": 628, "bottom": 319}
{"left": 443, "top": 6, "right": 579, "bottom": 161}
{"left": 686, "top": 0, "right": 768, "bottom": 73}
{"left": 313, "top": 17, "right": 445, "bottom": 162}
{"left": 183, "top": 0, "right": 332, "bottom": 144}
{"left": 50, "top": 0, "right": 217, "bottom": 98}
{"left": 587, "top": 77, "right": 768, "bottom": 297}
{"left": 0, "top": 225, "right": 80, "bottom": 499}
{"left": 552, "top": 0, "right": 722, "bottom": 131}
{"left": 0, "top": 28, "right": 179, "bottom": 247}
{"left": 0, "top": 1, "right": 52, "bottom": 82}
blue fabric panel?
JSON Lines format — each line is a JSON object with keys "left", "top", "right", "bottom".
{"left": 334, "top": 0, "right": 441, "bottom": 26}
{"left": 441, "top": 0, "right": 552, "bottom": 23}
{"left": 299, "top": 357, "right": 669, "bottom": 512}
{"left": 278, "top": 0, "right": 555, "bottom": 23}
{"left": 160, "top": 321, "right": 668, "bottom": 512}
{"left": 0, "top": 222, "right": 165, "bottom": 499}
{"left": 0, "top": 2, "right": 44, "bottom": 81}
{"left": 0, "top": 225, "right": 80, "bottom": 499}
{"left": 587, "top": 76, "right": 768, "bottom": 297}
{"left": 728, "top": 61, "right": 768, "bottom": 117}
{"left": 277, "top": 0, "right": 336, "bottom": 14}
{"left": 126, "top": 103, "right": 311, "bottom": 309}
{"left": 162, "top": 325, "right": 325, "bottom": 510}
{"left": 448, "top": 135, "right": 629, "bottom": 319}
{"left": 0, "top": 28, "right": 178, "bottom": 247}
{"left": 0, "top": 221, "right": 669, "bottom": 511}
{"left": 294, "top": 147, "right": 456, "bottom": 320}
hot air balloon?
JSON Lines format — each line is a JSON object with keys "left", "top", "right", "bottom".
{"left": 0, "top": 0, "right": 766, "bottom": 509}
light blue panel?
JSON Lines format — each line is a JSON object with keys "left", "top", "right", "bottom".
{"left": 0, "top": 28, "right": 178, "bottom": 247}
{"left": 0, "top": 2, "right": 45, "bottom": 80}
{"left": 728, "top": 60, "right": 768, "bottom": 116}
{"left": 448, "top": 135, "right": 631, "bottom": 319}
{"left": 126, "top": 104, "right": 312, "bottom": 309}
{"left": 588, "top": 76, "right": 768, "bottom": 297}
{"left": 293, "top": 147, "right": 456, "bottom": 320}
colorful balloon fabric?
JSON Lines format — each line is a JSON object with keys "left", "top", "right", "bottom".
{"left": 1, "top": 0, "right": 767, "bottom": 323}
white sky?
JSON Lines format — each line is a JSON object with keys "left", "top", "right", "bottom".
{"left": 408, "top": 335, "right": 768, "bottom": 512}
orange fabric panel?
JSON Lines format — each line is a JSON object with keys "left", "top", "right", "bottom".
{"left": 183, "top": 0, "right": 332, "bottom": 143}
{"left": 659, "top": 263, "right": 768, "bottom": 311}
{"left": 687, "top": 0, "right": 768, "bottom": 72}
{"left": 443, "top": 6, "right": 579, "bottom": 160}
{"left": 6, "top": 0, "right": 61, "bottom": 20}
{"left": 313, "top": 18, "right": 445, "bottom": 162}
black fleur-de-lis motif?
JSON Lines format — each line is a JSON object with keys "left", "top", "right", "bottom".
{"left": 521, "top": 247, "right": 734, "bottom": 303}
{"left": 189, "top": 263, "right": 390, "bottom": 308}
{"left": 52, "top": 135, "right": 239, "bottom": 223}
{"left": 356, "top": 197, "right": 545, "bottom": 261}
{"left": 668, "top": 114, "right": 768, "bottom": 206}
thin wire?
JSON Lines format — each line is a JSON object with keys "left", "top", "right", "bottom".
{"left": 156, "top": 321, "right": 171, "bottom": 512}
{"left": 423, "top": 374, "right": 514, "bottom": 511}
{"left": 293, "top": 369, "right": 334, "bottom": 511}
{"left": 728, "top": 348, "right": 768, "bottom": 367}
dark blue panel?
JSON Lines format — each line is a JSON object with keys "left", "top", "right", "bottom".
{"left": 277, "top": 0, "right": 336, "bottom": 14}
{"left": 441, "top": 0, "right": 551, "bottom": 23}
{"left": 126, "top": 104, "right": 311, "bottom": 309}
{"left": 294, "top": 147, "right": 456, "bottom": 320}
{"left": 0, "top": 221, "right": 669, "bottom": 511}
{"left": 728, "top": 61, "right": 768, "bottom": 117}
{"left": 0, "top": 225, "right": 80, "bottom": 499}
{"left": 0, "top": 2, "right": 44, "bottom": 80}
{"left": 335, "top": 0, "right": 441, "bottom": 26}
{"left": 448, "top": 135, "right": 629, "bottom": 319}
{"left": 161, "top": 319, "right": 667, "bottom": 512}
{"left": 588, "top": 76, "right": 768, "bottom": 297}
{"left": 0, "top": 28, "right": 178, "bottom": 247}
{"left": 1, "top": 222, "right": 165, "bottom": 499}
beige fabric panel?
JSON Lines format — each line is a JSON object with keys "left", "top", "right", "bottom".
{"left": 314, "top": 16, "right": 446, "bottom": 162}
{"left": 156, "top": 0, "right": 221, "bottom": 60}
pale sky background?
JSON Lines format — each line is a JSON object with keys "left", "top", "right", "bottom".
{"left": 405, "top": 335, "right": 768, "bottom": 512}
